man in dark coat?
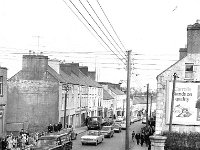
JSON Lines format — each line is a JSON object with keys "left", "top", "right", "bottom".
{"left": 135, "top": 133, "right": 140, "bottom": 145}
{"left": 54, "top": 123, "right": 58, "bottom": 132}
{"left": 140, "top": 132, "right": 145, "bottom": 146}
{"left": 48, "top": 124, "right": 53, "bottom": 133}
{"left": 58, "top": 122, "right": 62, "bottom": 131}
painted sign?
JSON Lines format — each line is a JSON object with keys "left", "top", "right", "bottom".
{"left": 167, "top": 82, "right": 200, "bottom": 125}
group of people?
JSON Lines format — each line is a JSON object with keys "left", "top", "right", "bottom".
{"left": 132, "top": 125, "right": 155, "bottom": 150}
{"left": 47, "top": 122, "right": 63, "bottom": 133}
{"left": 0, "top": 129, "right": 41, "bottom": 150}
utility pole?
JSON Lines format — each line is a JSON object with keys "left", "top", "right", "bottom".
{"left": 125, "top": 50, "right": 131, "bottom": 150}
{"left": 150, "top": 94, "right": 153, "bottom": 119}
{"left": 169, "top": 73, "right": 178, "bottom": 132}
{"left": 146, "top": 83, "right": 149, "bottom": 127}
{"left": 64, "top": 84, "right": 70, "bottom": 128}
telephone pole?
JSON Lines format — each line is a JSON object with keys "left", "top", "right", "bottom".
{"left": 125, "top": 50, "right": 131, "bottom": 150}
{"left": 169, "top": 73, "right": 178, "bottom": 132}
{"left": 146, "top": 83, "right": 149, "bottom": 127}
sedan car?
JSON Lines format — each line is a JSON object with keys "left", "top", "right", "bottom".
{"left": 81, "top": 130, "right": 104, "bottom": 146}
{"left": 100, "top": 126, "right": 114, "bottom": 138}
{"left": 121, "top": 121, "right": 126, "bottom": 129}
{"left": 113, "top": 124, "right": 121, "bottom": 133}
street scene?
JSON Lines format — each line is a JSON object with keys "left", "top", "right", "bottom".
{"left": 1, "top": 0, "right": 200, "bottom": 150}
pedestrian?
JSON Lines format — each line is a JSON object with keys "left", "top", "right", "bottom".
{"left": 135, "top": 133, "right": 140, "bottom": 145}
{"left": 58, "top": 122, "right": 62, "bottom": 131}
{"left": 85, "top": 116, "right": 89, "bottom": 126}
{"left": 140, "top": 132, "right": 145, "bottom": 147}
{"left": 132, "top": 131, "right": 135, "bottom": 142}
{"left": 54, "top": 123, "right": 58, "bottom": 132}
{"left": 48, "top": 124, "right": 53, "bottom": 133}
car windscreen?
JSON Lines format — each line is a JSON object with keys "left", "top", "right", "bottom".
{"left": 101, "top": 127, "right": 110, "bottom": 131}
{"left": 36, "top": 139, "right": 57, "bottom": 147}
{"left": 87, "top": 131, "right": 99, "bottom": 136}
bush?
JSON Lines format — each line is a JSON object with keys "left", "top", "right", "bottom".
{"left": 163, "top": 131, "right": 200, "bottom": 150}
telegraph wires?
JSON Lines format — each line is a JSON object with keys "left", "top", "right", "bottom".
{"left": 86, "top": 0, "right": 126, "bottom": 57}
{"left": 78, "top": 0, "right": 126, "bottom": 62}
{"left": 66, "top": 0, "right": 126, "bottom": 65}
{"left": 96, "top": 0, "right": 126, "bottom": 52}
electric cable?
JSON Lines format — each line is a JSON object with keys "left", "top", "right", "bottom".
{"left": 78, "top": 0, "right": 126, "bottom": 62}
{"left": 66, "top": 0, "right": 126, "bottom": 65}
{"left": 86, "top": 0, "right": 126, "bottom": 57}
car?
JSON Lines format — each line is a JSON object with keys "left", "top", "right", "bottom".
{"left": 64, "top": 127, "right": 77, "bottom": 140}
{"left": 130, "top": 116, "right": 140, "bottom": 123}
{"left": 121, "top": 121, "right": 126, "bottom": 129}
{"left": 113, "top": 124, "right": 121, "bottom": 133}
{"left": 114, "top": 120, "right": 122, "bottom": 126}
{"left": 142, "top": 117, "right": 147, "bottom": 124}
{"left": 100, "top": 126, "right": 114, "bottom": 138}
{"left": 30, "top": 132, "right": 72, "bottom": 150}
{"left": 116, "top": 116, "right": 124, "bottom": 121}
{"left": 81, "top": 130, "right": 104, "bottom": 146}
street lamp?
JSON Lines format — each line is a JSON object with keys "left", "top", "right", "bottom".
{"left": 63, "top": 84, "right": 70, "bottom": 128}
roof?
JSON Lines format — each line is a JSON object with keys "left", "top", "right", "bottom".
{"left": 109, "top": 87, "right": 125, "bottom": 95}
{"left": 47, "top": 66, "right": 65, "bottom": 83}
{"left": 103, "top": 89, "right": 114, "bottom": 100}
{"left": 59, "top": 69, "right": 79, "bottom": 85}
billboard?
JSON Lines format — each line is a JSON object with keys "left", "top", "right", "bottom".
{"left": 167, "top": 82, "right": 200, "bottom": 125}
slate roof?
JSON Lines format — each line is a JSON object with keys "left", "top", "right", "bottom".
{"left": 109, "top": 87, "right": 125, "bottom": 95}
{"left": 103, "top": 89, "right": 114, "bottom": 100}
{"left": 47, "top": 66, "right": 65, "bottom": 83}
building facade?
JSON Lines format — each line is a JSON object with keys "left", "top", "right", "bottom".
{"left": 0, "top": 67, "right": 7, "bottom": 137}
{"left": 156, "top": 22, "right": 200, "bottom": 134}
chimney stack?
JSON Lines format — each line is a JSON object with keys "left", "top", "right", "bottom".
{"left": 179, "top": 48, "right": 187, "bottom": 59}
{"left": 187, "top": 21, "right": 200, "bottom": 54}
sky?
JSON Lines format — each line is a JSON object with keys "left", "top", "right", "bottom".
{"left": 1, "top": 0, "right": 200, "bottom": 91}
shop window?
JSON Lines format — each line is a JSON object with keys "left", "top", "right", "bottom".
{"left": 0, "top": 76, "right": 3, "bottom": 96}
{"left": 185, "top": 63, "right": 194, "bottom": 79}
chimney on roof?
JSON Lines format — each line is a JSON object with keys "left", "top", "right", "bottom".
{"left": 179, "top": 48, "right": 187, "bottom": 59}
{"left": 60, "top": 63, "right": 79, "bottom": 76}
{"left": 187, "top": 21, "right": 200, "bottom": 54}
{"left": 79, "top": 66, "right": 88, "bottom": 76}
{"left": 22, "top": 54, "right": 48, "bottom": 80}
{"left": 88, "top": 71, "right": 96, "bottom": 81}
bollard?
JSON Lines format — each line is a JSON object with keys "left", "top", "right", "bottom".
{"left": 149, "top": 135, "right": 167, "bottom": 150}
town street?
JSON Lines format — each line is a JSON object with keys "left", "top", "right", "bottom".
{"left": 73, "top": 121, "right": 147, "bottom": 150}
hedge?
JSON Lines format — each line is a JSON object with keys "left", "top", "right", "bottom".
{"left": 163, "top": 131, "right": 200, "bottom": 150}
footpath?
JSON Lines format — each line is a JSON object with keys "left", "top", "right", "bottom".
{"left": 75, "top": 126, "right": 148, "bottom": 150}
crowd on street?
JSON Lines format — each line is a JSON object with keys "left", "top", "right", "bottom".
{"left": 132, "top": 124, "right": 155, "bottom": 150}
{"left": 0, "top": 122, "right": 65, "bottom": 150}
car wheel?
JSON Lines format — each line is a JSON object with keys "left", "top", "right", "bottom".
{"left": 82, "top": 142, "right": 84, "bottom": 145}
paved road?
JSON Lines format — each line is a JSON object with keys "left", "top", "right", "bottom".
{"left": 72, "top": 121, "right": 147, "bottom": 150}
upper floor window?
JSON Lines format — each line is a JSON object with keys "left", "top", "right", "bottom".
{"left": 0, "top": 76, "right": 3, "bottom": 96}
{"left": 185, "top": 63, "right": 194, "bottom": 79}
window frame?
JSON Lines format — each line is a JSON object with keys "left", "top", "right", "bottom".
{"left": 185, "top": 63, "right": 194, "bottom": 79}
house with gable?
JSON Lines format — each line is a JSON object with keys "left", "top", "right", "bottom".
{"left": 0, "top": 67, "right": 7, "bottom": 137}
{"left": 102, "top": 89, "right": 114, "bottom": 118}
{"left": 156, "top": 22, "right": 200, "bottom": 134}
{"left": 7, "top": 54, "right": 66, "bottom": 133}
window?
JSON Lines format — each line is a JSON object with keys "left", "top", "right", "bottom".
{"left": 0, "top": 76, "right": 3, "bottom": 96}
{"left": 185, "top": 63, "right": 194, "bottom": 79}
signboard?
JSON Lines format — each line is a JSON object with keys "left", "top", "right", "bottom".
{"left": 167, "top": 82, "right": 200, "bottom": 125}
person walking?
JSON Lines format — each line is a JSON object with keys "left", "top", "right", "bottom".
{"left": 135, "top": 133, "right": 140, "bottom": 145}
{"left": 140, "top": 132, "right": 145, "bottom": 147}
{"left": 132, "top": 131, "right": 135, "bottom": 142}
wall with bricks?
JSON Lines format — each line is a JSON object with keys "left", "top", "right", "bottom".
{"left": 7, "top": 78, "right": 59, "bottom": 133}
{"left": 156, "top": 54, "right": 200, "bottom": 134}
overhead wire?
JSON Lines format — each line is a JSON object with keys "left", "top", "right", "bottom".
{"left": 65, "top": 0, "right": 126, "bottom": 65}
{"left": 86, "top": 0, "right": 126, "bottom": 57}
{"left": 78, "top": 0, "right": 126, "bottom": 62}
{"left": 96, "top": 0, "right": 126, "bottom": 52}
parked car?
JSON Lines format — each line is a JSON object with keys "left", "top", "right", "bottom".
{"left": 100, "top": 126, "right": 114, "bottom": 138}
{"left": 30, "top": 132, "right": 72, "bottom": 150}
{"left": 121, "top": 121, "right": 126, "bottom": 129}
{"left": 64, "top": 127, "right": 77, "bottom": 140}
{"left": 130, "top": 116, "right": 140, "bottom": 123}
{"left": 113, "top": 124, "right": 121, "bottom": 133}
{"left": 81, "top": 130, "right": 104, "bottom": 146}
{"left": 115, "top": 120, "right": 122, "bottom": 126}
{"left": 116, "top": 116, "right": 124, "bottom": 121}
{"left": 142, "top": 117, "right": 147, "bottom": 124}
